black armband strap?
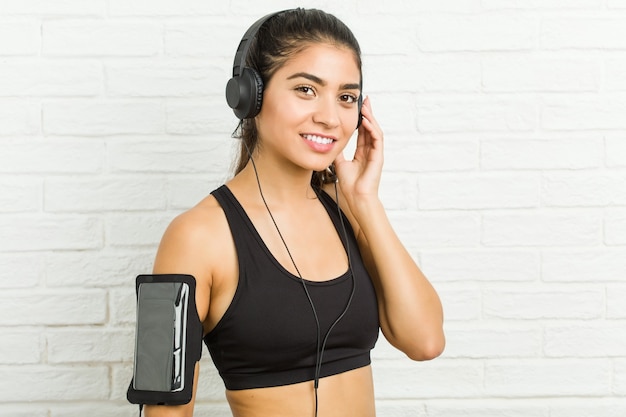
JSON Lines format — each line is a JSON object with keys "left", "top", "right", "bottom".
{"left": 127, "top": 274, "right": 203, "bottom": 406}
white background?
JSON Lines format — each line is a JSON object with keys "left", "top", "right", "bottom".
{"left": 1, "top": 0, "right": 626, "bottom": 416}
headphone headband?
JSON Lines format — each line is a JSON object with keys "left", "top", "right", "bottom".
{"left": 231, "top": 10, "right": 288, "bottom": 78}
{"left": 225, "top": 10, "right": 290, "bottom": 119}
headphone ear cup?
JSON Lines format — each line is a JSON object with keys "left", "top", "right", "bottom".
{"left": 225, "top": 67, "right": 264, "bottom": 120}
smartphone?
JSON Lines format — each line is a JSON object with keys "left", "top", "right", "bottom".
{"left": 133, "top": 281, "right": 189, "bottom": 393}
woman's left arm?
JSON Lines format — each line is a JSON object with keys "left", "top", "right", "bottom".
{"left": 334, "top": 97, "right": 445, "bottom": 361}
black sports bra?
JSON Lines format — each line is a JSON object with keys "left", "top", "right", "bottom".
{"left": 203, "top": 185, "right": 379, "bottom": 390}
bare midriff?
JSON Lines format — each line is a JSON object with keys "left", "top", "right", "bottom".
{"left": 225, "top": 365, "right": 376, "bottom": 417}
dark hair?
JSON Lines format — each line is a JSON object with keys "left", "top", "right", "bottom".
{"left": 231, "top": 8, "right": 362, "bottom": 188}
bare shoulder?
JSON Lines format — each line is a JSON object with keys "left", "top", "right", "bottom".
{"left": 153, "top": 194, "right": 231, "bottom": 287}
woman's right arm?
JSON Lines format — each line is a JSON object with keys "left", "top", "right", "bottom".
{"left": 143, "top": 206, "right": 216, "bottom": 417}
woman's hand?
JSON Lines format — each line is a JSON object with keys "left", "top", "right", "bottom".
{"left": 334, "top": 96, "right": 384, "bottom": 210}
{"left": 333, "top": 96, "right": 445, "bottom": 361}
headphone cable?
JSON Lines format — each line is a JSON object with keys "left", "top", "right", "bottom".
{"left": 244, "top": 144, "right": 355, "bottom": 417}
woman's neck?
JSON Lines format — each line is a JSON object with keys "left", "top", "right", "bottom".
{"left": 232, "top": 159, "right": 318, "bottom": 205}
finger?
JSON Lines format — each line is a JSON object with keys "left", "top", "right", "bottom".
{"left": 359, "top": 99, "right": 383, "bottom": 139}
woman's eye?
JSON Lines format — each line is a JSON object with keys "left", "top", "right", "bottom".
{"left": 296, "top": 85, "right": 315, "bottom": 96}
{"left": 340, "top": 94, "right": 358, "bottom": 104}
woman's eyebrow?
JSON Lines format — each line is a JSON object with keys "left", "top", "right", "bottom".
{"left": 287, "top": 72, "right": 361, "bottom": 91}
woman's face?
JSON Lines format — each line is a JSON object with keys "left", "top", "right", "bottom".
{"left": 255, "top": 42, "right": 361, "bottom": 173}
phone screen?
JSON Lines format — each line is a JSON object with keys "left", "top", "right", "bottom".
{"left": 133, "top": 282, "right": 189, "bottom": 392}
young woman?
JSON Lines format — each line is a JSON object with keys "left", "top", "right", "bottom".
{"left": 146, "top": 8, "right": 444, "bottom": 417}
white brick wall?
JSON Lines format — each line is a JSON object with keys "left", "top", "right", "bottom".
{"left": 1, "top": 1, "right": 625, "bottom": 416}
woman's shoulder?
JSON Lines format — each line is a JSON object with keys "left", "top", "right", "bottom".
{"left": 167, "top": 193, "right": 226, "bottom": 240}
{"left": 153, "top": 191, "right": 232, "bottom": 280}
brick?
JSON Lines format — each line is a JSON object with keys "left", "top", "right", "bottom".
{"left": 545, "top": 323, "right": 626, "bottom": 357}
{"left": 0, "top": 139, "right": 103, "bottom": 174}
{"left": 607, "top": 285, "right": 626, "bottom": 318}
{"left": 168, "top": 176, "right": 224, "bottom": 210}
{"left": 0, "top": 290, "right": 106, "bottom": 325}
{"left": 443, "top": 325, "right": 541, "bottom": 359}
{"left": 606, "top": 135, "right": 626, "bottom": 168}
{"left": 542, "top": 96, "right": 626, "bottom": 130}
{"left": 48, "top": 329, "right": 134, "bottom": 363}
{"left": 166, "top": 100, "right": 235, "bottom": 135}
{"left": 356, "top": 0, "right": 477, "bottom": 13}
{"left": 481, "top": 138, "right": 602, "bottom": 170}
{"left": 385, "top": 140, "right": 478, "bottom": 172}
{"left": 605, "top": 209, "right": 626, "bottom": 245}
{"left": 606, "top": 57, "right": 626, "bottom": 91}
{"left": 349, "top": 17, "right": 419, "bottom": 55}
{"left": 0, "top": 19, "right": 39, "bottom": 55}
{"left": 0, "top": 59, "right": 102, "bottom": 96}
{"left": 549, "top": 400, "right": 626, "bottom": 417}
{"left": 425, "top": 399, "right": 548, "bottom": 417}
{"left": 106, "top": 61, "right": 218, "bottom": 97}
{"left": 543, "top": 249, "right": 626, "bottom": 282}
{"left": 45, "top": 250, "right": 153, "bottom": 287}
{"left": 378, "top": 173, "right": 418, "bottom": 211}
{"left": 0, "top": 176, "right": 41, "bottom": 212}
{"left": 360, "top": 93, "right": 417, "bottom": 134}
{"left": 50, "top": 404, "right": 136, "bottom": 417}
{"left": 0, "top": 215, "right": 102, "bottom": 252}
{"left": 418, "top": 173, "right": 539, "bottom": 210}
{"left": 106, "top": 214, "right": 172, "bottom": 247}
{"left": 43, "top": 100, "right": 164, "bottom": 136}
{"left": 228, "top": 2, "right": 357, "bottom": 20}
{"left": 0, "top": 254, "right": 41, "bottom": 288}
{"left": 542, "top": 19, "right": 626, "bottom": 49}
{"left": 615, "top": 359, "right": 626, "bottom": 395}
{"left": 0, "top": 331, "right": 42, "bottom": 364}
{"left": 374, "top": 401, "right": 427, "bottom": 417}
{"left": 109, "top": 0, "right": 226, "bottom": 16}
{"left": 483, "top": 287, "right": 604, "bottom": 320}
{"left": 110, "top": 288, "right": 137, "bottom": 325}
{"left": 542, "top": 172, "right": 626, "bottom": 207}
{"left": 0, "top": 0, "right": 106, "bottom": 15}
{"left": 191, "top": 403, "right": 233, "bottom": 417}
{"left": 482, "top": 210, "right": 602, "bottom": 247}
{"left": 365, "top": 55, "right": 481, "bottom": 93}
{"left": 43, "top": 20, "right": 162, "bottom": 56}
{"left": 0, "top": 406, "right": 47, "bottom": 417}
{"left": 417, "top": 97, "right": 535, "bottom": 133}
{"left": 417, "top": 16, "right": 534, "bottom": 52}
{"left": 165, "top": 21, "right": 242, "bottom": 57}
{"left": 420, "top": 250, "right": 540, "bottom": 282}
{"left": 110, "top": 364, "right": 134, "bottom": 401}
{"left": 45, "top": 177, "right": 167, "bottom": 212}
{"left": 485, "top": 359, "right": 611, "bottom": 396}
{"left": 436, "top": 287, "right": 482, "bottom": 321}
{"left": 107, "top": 138, "right": 230, "bottom": 173}
{"left": 0, "top": 100, "right": 40, "bottom": 135}
{"left": 390, "top": 212, "right": 480, "bottom": 249}
{"left": 0, "top": 365, "right": 109, "bottom": 401}
{"left": 374, "top": 359, "right": 484, "bottom": 398}
{"left": 483, "top": 0, "right": 602, "bottom": 9}
{"left": 482, "top": 56, "right": 599, "bottom": 92}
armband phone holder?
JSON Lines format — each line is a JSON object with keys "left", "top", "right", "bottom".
{"left": 127, "top": 274, "right": 203, "bottom": 406}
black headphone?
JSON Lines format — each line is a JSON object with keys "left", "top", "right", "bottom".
{"left": 225, "top": 10, "right": 363, "bottom": 128}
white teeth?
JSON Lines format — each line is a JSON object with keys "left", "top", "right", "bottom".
{"left": 303, "top": 134, "right": 333, "bottom": 145}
